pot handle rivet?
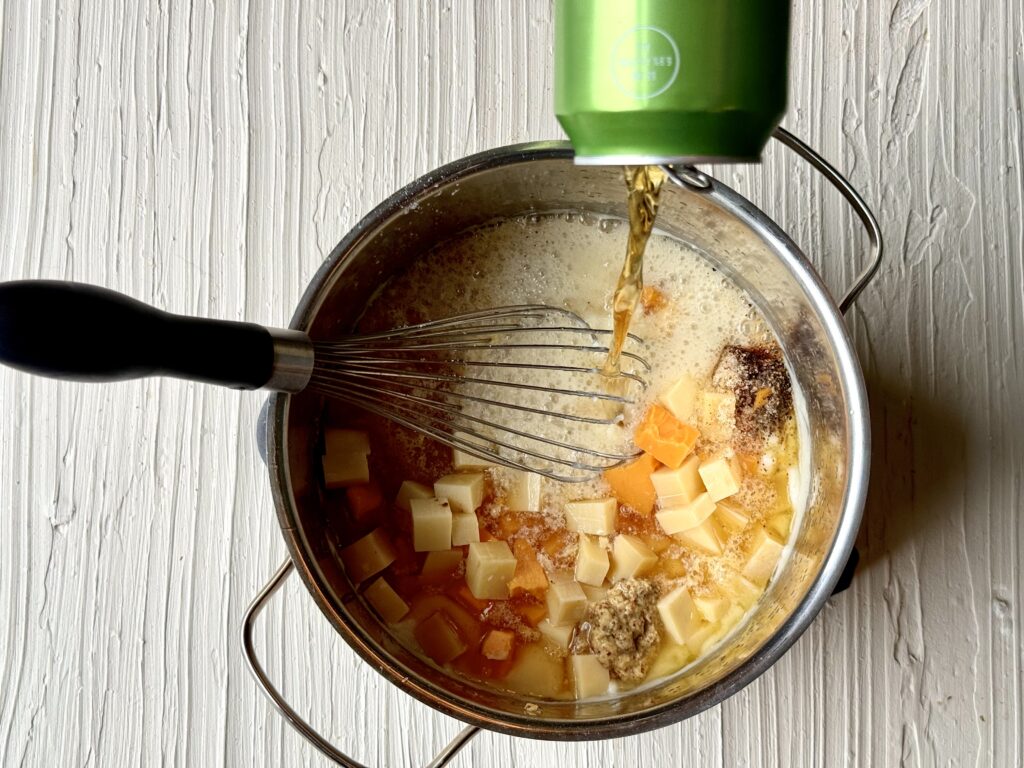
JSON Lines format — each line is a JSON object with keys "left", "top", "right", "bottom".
{"left": 241, "top": 559, "right": 481, "bottom": 767}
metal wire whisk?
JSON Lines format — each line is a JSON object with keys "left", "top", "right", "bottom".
{"left": 0, "top": 282, "right": 647, "bottom": 482}
{"left": 308, "top": 305, "right": 648, "bottom": 482}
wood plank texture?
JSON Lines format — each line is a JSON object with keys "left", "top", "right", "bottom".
{"left": 1, "top": 1, "right": 1021, "bottom": 765}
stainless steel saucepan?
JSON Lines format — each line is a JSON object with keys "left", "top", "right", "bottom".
{"left": 242, "top": 127, "right": 883, "bottom": 767}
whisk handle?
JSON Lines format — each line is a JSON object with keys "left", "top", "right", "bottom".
{"left": 0, "top": 280, "right": 308, "bottom": 391}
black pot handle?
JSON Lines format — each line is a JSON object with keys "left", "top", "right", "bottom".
{"left": 830, "top": 547, "right": 860, "bottom": 596}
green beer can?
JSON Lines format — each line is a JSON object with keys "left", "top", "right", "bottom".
{"left": 555, "top": 0, "right": 791, "bottom": 164}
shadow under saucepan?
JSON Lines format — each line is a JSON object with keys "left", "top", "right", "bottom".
{"left": 854, "top": 368, "right": 968, "bottom": 571}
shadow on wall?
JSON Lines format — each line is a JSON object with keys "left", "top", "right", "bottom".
{"left": 855, "top": 368, "right": 967, "bottom": 570}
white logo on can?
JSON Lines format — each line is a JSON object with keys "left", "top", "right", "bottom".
{"left": 609, "top": 25, "right": 681, "bottom": 100}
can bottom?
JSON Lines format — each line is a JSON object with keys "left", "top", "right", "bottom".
{"left": 557, "top": 109, "right": 781, "bottom": 168}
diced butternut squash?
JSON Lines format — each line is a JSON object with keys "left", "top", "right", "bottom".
{"left": 363, "top": 577, "right": 409, "bottom": 623}
{"left": 421, "top": 549, "right": 464, "bottom": 578}
{"left": 634, "top": 404, "right": 700, "bottom": 469}
{"left": 507, "top": 470, "right": 542, "bottom": 512}
{"left": 452, "top": 582, "right": 489, "bottom": 613}
{"left": 434, "top": 473, "right": 485, "bottom": 515}
{"left": 345, "top": 482, "right": 384, "bottom": 523}
{"left": 677, "top": 516, "right": 725, "bottom": 555}
{"left": 609, "top": 534, "right": 658, "bottom": 581}
{"left": 572, "top": 655, "right": 610, "bottom": 698}
{"left": 655, "top": 492, "right": 716, "bottom": 535}
{"left": 451, "top": 512, "right": 481, "bottom": 546}
{"left": 512, "top": 598, "right": 548, "bottom": 626}
{"left": 507, "top": 539, "right": 549, "bottom": 599}
{"left": 657, "top": 585, "right": 702, "bottom": 645}
{"left": 658, "top": 374, "right": 698, "bottom": 423}
{"left": 602, "top": 454, "right": 659, "bottom": 515}
{"left": 564, "top": 498, "right": 617, "bottom": 536}
{"left": 537, "top": 618, "right": 573, "bottom": 649}
{"left": 546, "top": 580, "right": 587, "bottom": 627}
{"left": 575, "top": 534, "right": 610, "bottom": 586}
{"left": 410, "top": 497, "right": 453, "bottom": 552}
{"left": 415, "top": 611, "right": 467, "bottom": 663}
{"left": 650, "top": 455, "right": 705, "bottom": 505}
{"left": 698, "top": 456, "right": 741, "bottom": 501}
{"left": 481, "top": 629, "right": 515, "bottom": 661}
{"left": 466, "top": 540, "right": 518, "bottom": 599}
{"left": 742, "top": 527, "right": 785, "bottom": 586}
{"left": 395, "top": 480, "right": 433, "bottom": 512}
{"left": 340, "top": 528, "right": 396, "bottom": 583}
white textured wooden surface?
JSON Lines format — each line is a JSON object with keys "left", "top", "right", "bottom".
{"left": 1, "top": 1, "right": 1021, "bottom": 765}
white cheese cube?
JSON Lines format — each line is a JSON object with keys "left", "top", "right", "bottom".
{"left": 658, "top": 374, "right": 698, "bottom": 422}
{"left": 698, "top": 456, "right": 741, "bottom": 501}
{"left": 324, "top": 428, "right": 370, "bottom": 457}
{"left": 507, "top": 470, "right": 542, "bottom": 512}
{"left": 433, "top": 473, "right": 485, "bottom": 515}
{"left": 537, "top": 618, "right": 574, "bottom": 649}
{"left": 650, "top": 455, "right": 705, "bottom": 504}
{"left": 722, "top": 572, "right": 763, "bottom": 609}
{"left": 768, "top": 512, "right": 792, "bottom": 539}
{"left": 564, "top": 498, "right": 617, "bottom": 536}
{"left": 609, "top": 534, "right": 658, "bottom": 581}
{"left": 685, "top": 621, "right": 719, "bottom": 655}
{"left": 697, "top": 391, "right": 736, "bottom": 442}
{"left": 657, "top": 585, "right": 702, "bottom": 645}
{"left": 718, "top": 604, "right": 746, "bottom": 632}
{"left": 466, "top": 541, "right": 517, "bottom": 599}
{"left": 571, "top": 655, "right": 610, "bottom": 698}
{"left": 451, "top": 512, "right": 481, "bottom": 546}
{"left": 574, "top": 534, "right": 610, "bottom": 586}
{"left": 546, "top": 579, "right": 588, "bottom": 627}
{"left": 410, "top": 497, "right": 453, "bottom": 552}
{"left": 742, "top": 527, "right": 785, "bottom": 585}
{"left": 715, "top": 500, "right": 750, "bottom": 531}
{"left": 395, "top": 480, "right": 432, "bottom": 512}
{"left": 340, "top": 528, "right": 396, "bottom": 583}
{"left": 677, "top": 516, "right": 725, "bottom": 555}
{"left": 580, "top": 584, "right": 609, "bottom": 603}
{"left": 421, "top": 548, "right": 464, "bottom": 577}
{"left": 452, "top": 432, "right": 498, "bottom": 470}
{"left": 415, "top": 611, "right": 467, "bottom": 663}
{"left": 322, "top": 452, "right": 370, "bottom": 488}
{"left": 655, "top": 492, "right": 716, "bottom": 535}
{"left": 693, "top": 594, "right": 731, "bottom": 623}
{"left": 363, "top": 577, "right": 409, "bottom": 623}
{"left": 772, "top": 469, "right": 794, "bottom": 513}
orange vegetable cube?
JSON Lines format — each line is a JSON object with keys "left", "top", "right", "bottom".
{"left": 481, "top": 629, "right": 515, "bottom": 661}
{"left": 507, "top": 539, "right": 549, "bottom": 599}
{"left": 603, "top": 453, "right": 660, "bottom": 515}
{"left": 452, "top": 581, "right": 490, "bottom": 613}
{"left": 512, "top": 598, "right": 548, "bottom": 627}
{"left": 634, "top": 404, "right": 700, "bottom": 469}
{"left": 345, "top": 483, "right": 384, "bottom": 523}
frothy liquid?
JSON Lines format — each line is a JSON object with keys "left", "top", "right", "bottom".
{"left": 604, "top": 165, "right": 667, "bottom": 375}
